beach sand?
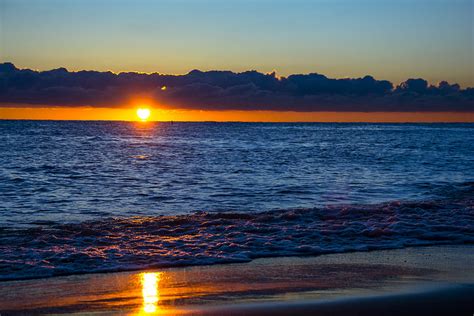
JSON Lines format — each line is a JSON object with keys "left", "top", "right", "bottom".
{"left": 1, "top": 245, "right": 473, "bottom": 315}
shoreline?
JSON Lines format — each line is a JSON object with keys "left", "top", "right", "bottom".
{"left": 0, "top": 242, "right": 470, "bottom": 283}
{"left": 1, "top": 245, "right": 473, "bottom": 315}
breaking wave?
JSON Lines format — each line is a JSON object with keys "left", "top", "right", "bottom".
{"left": 1, "top": 182, "right": 473, "bottom": 281}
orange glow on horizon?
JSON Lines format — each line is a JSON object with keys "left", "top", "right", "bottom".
{"left": 0, "top": 107, "right": 473, "bottom": 122}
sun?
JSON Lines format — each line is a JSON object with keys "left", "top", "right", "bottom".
{"left": 136, "top": 108, "right": 151, "bottom": 121}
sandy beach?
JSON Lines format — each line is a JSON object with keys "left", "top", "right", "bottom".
{"left": 1, "top": 245, "right": 473, "bottom": 315}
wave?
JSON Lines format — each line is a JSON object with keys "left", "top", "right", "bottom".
{"left": 0, "top": 182, "right": 473, "bottom": 281}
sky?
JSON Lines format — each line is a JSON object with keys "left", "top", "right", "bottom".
{"left": 0, "top": 0, "right": 473, "bottom": 121}
{"left": 1, "top": 0, "right": 473, "bottom": 86}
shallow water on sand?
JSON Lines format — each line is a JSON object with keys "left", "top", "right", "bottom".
{"left": 1, "top": 246, "right": 473, "bottom": 315}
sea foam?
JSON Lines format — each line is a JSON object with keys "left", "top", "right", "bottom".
{"left": 1, "top": 182, "right": 472, "bottom": 281}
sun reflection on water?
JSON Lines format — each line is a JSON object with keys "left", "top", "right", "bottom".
{"left": 142, "top": 272, "right": 161, "bottom": 313}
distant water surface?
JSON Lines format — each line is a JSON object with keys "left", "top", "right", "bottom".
{"left": 0, "top": 121, "right": 473, "bottom": 280}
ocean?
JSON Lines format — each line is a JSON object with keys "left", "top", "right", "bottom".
{"left": 0, "top": 121, "right": 473, "bottom": 280}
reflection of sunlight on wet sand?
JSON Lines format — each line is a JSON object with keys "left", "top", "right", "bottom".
{"left": 142, "top": 272, "right": 160, "bottom": 314}
{"left": 3, "top": 247, "right": 465, "bottom": 315}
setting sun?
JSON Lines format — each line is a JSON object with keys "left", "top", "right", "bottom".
{"left": 136, "top": 108, "right": 151, "bottom": 121}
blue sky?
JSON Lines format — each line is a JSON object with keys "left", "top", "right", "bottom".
{"left": 1, "top": 0, "right": 473, "bottom": 86}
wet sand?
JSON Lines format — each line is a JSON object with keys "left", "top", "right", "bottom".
{"left": 1, "top": 245, "right": 473, "bottom": 315}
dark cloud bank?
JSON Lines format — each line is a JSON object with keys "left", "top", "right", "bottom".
{"left": 0, "top": 62, "right": 473, "bottom": 112}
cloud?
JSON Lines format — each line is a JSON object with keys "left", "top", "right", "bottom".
{"left": 0, "top": 62, "right": 473, "bottom": 112}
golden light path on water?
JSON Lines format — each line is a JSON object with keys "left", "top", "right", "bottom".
{"left": 141, "top": 272, "right": 161, "bottom": 314}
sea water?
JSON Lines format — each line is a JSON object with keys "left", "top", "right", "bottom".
{"left": 0, "top": 121, "right": 473, "bottom": 280}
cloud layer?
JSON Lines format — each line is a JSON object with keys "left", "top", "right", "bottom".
{"left": 0, "top": 63, "right": 473, "bottom": 112}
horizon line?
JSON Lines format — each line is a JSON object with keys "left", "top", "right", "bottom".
{"left": 2, "top": 118, "right": 474, "bottom": 124}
